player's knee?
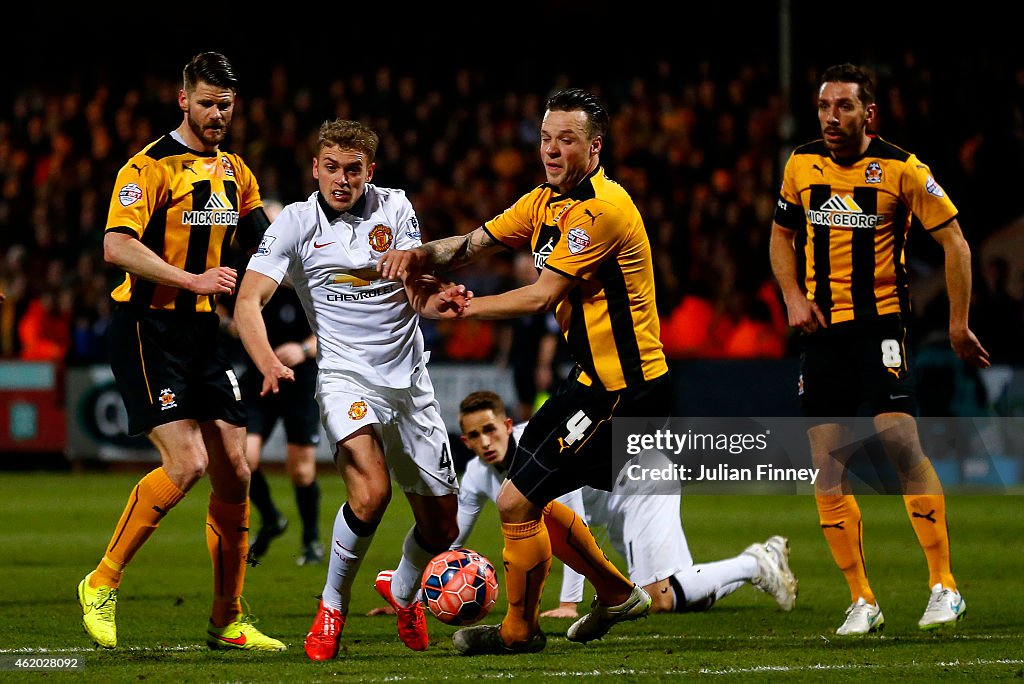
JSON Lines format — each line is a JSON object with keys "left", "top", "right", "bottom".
{"left": 165, "top": 458, "right": 206, "bottom": 489}
{"left": 348, "top": 487, "right": 391, "bottom": 522}
{"left": 287, "top": 452, "right": 317, "bottom": 486}
{"left": 165, "top": 442, "right": 212, "bottom": 485}
{"left": 495, "top": 486, "right": 533, "bottom": 522}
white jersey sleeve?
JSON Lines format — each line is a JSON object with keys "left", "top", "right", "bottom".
{"left": 452, "top": 457, "right": 503, "bottom": 549}
{"left": 246, "top": 203, "right": 304, "bottom": 284}
{"left": 393, "top": 196, "right": 423, "bottom": 250}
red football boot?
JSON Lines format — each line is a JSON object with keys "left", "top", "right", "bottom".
{"left": 375, "top": 569, "right": 429, "bottom": 651}
{"left": 304, "top": 599, "right": 345, "bottom": 661}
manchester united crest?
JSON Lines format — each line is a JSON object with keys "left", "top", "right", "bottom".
{"left": 348, "top": 401, "right": 368, "bottom": 420}
{"left": 368, "top": 225, "right": 394, "bottom": 253}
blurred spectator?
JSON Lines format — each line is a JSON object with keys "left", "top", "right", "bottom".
{"left": 0, "top": 49, "right": 1019, "bottom": 370}
{"left": 17, "top": 288, "right": 71, "bottom": 361}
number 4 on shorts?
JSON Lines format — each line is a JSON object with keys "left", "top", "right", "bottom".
{"left": 558, "top": 410, "right": 593, "bottom": 452}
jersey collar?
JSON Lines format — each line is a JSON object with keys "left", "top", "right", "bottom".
{"left": 167, "top": 131, "right": 218, "bottom": 157}
{"left": 546, "top": 166, "right": 601, "bottom": 203}
{"left": 831, "top": 135, "right": 880, "bottom": 167}
{"left": 316, "top": 191, "right": 368, "bottom": 223}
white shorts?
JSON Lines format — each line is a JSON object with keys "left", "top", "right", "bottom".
{"left": 608, "top": 490, "right": 691, "bottom": 587}
{"left": 584, "top": 452, "right": 692, "bottom": 587}
{"left": 317, "top": 365, "right": 458, "bottom": 497}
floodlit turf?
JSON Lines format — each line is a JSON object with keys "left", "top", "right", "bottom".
{"left": 0, "top": 470, "right": 1021, "bottom": 682}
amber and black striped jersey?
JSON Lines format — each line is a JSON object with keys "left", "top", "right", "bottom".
{"left": 774, "top": 136, "right": 958, "bottom": 325}
{"left": 483, "top": 166, "right": 667, "bottom": 391}
{"left": 106, "top": 133, "right": 263, "bottom": 313}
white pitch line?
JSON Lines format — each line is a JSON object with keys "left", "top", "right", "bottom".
{"left": 606, "top": 632, "right": 1022, "bottom": 642}
{"left": 698, "top": 658, "right": 1024, "bottom": 676}
{"left": 2, "top": 633, "right": 1018, "bottom": 654}
{"left": 0, "top": 645, "right": 205, "bottom": 654}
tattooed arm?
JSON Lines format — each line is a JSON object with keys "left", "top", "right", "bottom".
{"left": 377, "top": 227, "right": 506, "bottom": 280}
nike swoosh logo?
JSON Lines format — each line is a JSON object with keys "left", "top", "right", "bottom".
{"left": 313, "top": 241, "right": 335, "bottom": 249}
{"left": 208, "top": 631, "right": 247, "bottom": 646}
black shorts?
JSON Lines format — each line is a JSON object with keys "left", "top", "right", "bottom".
{"left": 109, "top": 305, "right": 246, "bottom": 436}
{"left": 241, "top": 359, "right": 321, "bottom": 446}
{"left": 509, "top": 368, "right": 673, "bottom": 507}
{"left": 799, "top": 313, "right": 917, "bottom": 418}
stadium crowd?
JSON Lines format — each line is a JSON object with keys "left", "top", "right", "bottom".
{"left": 1, "top": 52, "right": 1021, "bottom": 378}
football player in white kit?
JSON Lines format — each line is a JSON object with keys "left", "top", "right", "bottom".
{"left": 456, "top": 391, "right": 798, "bottom": 617}
{"left": 235, "top": 119, "right": 468, "bottom": 661}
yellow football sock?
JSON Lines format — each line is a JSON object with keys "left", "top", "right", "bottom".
{"left": 499, "top": 519, "right": 551, "bottom": 645}
{"left": 543, "top": 500, "right": 632, "bottom": 604}
{"left": 904, "top": 492, "right": 955, "bottom": 590}
{"left": 816, "top": 493, "right": 875, "bottom": 604}
{"left": 207, "top": 495, "right": 249, "bottom": 627}
{"left": 91, "top": 467, "right": 184, "bottom": 589}
{"left": 902, "top": 458, "right": 955, "bottom": 590}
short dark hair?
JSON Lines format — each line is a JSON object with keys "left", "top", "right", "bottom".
{"left": 820, "top": 63, "right": 875, "bottom": 106}
{"left": 183, "top": 52, "right": 238, "bottom": 93}
{"left": 317, "top": 119, "right": 380, "bottom": 164}
{"left": 546, "top": 88, "right": 609, "bottom": 140}
{"left": 459, "top": 391, "right": 507, "bottom": 422}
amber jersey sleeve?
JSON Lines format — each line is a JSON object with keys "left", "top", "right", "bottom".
{"left": 105, "top": 134, "right": 263, "bottom": 313}
{"left": 773, "top": 136, "right": 957, "bottom": 324}
{"left": 484, "top": 167, "right": 666, "bottom": 391}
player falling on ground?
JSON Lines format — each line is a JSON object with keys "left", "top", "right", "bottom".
{"left": 456, "top": 391, "right": 797, "bottom": 618}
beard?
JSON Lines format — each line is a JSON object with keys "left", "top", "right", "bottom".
{"left": 187, "top": 115, "right": 226, "bottom": 147}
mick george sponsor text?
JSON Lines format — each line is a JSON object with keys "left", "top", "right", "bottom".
{"left": 625, "top": 462, "right": 820, "bottom": 484}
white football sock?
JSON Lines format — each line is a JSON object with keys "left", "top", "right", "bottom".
{"left": 321, "top": 503, "right": 376, "bottom": 614}
{"left": 673, "top": 554, "right": 758, "bottom": 610}
{"left": 389, "top": 526, "right": 439, "bottom": 607}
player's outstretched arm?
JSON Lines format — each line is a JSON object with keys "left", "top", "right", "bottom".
{"left": 378, "top": 226, "right": 505, "bottom": 280}
{"left": 235, "top": 270, "right": 295, "bottom": 395}
{"left": 929, "top": 218, "right": 991, "bottom": 368}
{"left": 104, "top": 231, "right": 237, "bottom": 295}
{"left": 458, "top": 268, "right": 573, "bottom": 320}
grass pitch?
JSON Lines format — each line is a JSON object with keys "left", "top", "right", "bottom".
{"left": 0, "top": 470, "right": 1021, "bottom": 682}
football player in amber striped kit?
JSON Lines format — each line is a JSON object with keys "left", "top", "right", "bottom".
{"left": 770, "top": 63, "right": 989, "bottom": 635}
{"left": 77, "top": 52, "right": 284, "bottom": 652}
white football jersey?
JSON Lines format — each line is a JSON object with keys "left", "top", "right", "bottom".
{"left": 246, "top": 187, "right": 424, "bottom": 388}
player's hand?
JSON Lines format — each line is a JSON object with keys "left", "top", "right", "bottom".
{"left": 274, "top": 341, "right": 305, "bottom": 368}
{"left": 950, "top": 327, "right": 991, "bottom": 368}
{"left": 365, "top": 605, "right": 397, "bottom": 617}
{"left": 540, "top": 602, "right": 579, "bottom": 619}
{"left": 785, "top": 296, "right": 827, "bottom": 334}
{"left": 437, "top": 283, "right": 472, "bottom": 316}
{"left": 378, "top": 248, "right": 427, "bottom": 281}
{"left": 259, "top": 363, "right": 295, "bottom": 396}
{"left": 190, "top": 266, "right": 238, "bottom": 295}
